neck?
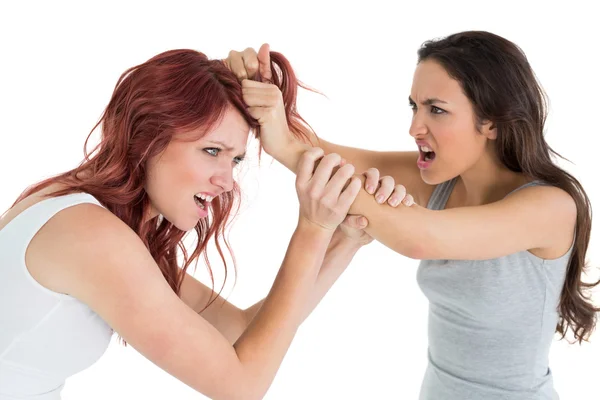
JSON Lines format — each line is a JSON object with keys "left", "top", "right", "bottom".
{"left": 455, "top": 145, "right": 527, "bottom": 206}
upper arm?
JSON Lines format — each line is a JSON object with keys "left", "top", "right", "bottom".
{"left": 317, "top": 139, "right": 433, "bottom": 205}
{"left": 348, "top": 184, "right": 576, "bottom": 261}
{"left": 36, "top": 204, "right": 246, "bottom": 399}
{"left": 422, "top": 185, "right": 577, "bottom": 260}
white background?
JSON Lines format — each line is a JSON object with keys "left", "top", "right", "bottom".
{"left": 1, "top": 1, "right": 598, "bottom": 399}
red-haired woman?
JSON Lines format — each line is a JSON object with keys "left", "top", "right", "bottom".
{"left": 0, "top": 49, "right": 412, "bottom": 399}
{"left": 227, "top": 34, "right": 598, "bottom": 400}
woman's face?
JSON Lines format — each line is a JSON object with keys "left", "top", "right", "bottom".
{"left": 409, "top": 59, "right": 496, "bottom": 185}
{"left": 145, "top": 107, "right": 250, "bottom": 231}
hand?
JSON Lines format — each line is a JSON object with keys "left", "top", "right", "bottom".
{"left": 224, "top": 44, "right": 270, "bottom": 82}
{"left": 337, "top": 171, "right": 415, "bottom": 245}
{"left": 295, "top": 148, "right": 361, "bottom": 232}
{"left": 242, "top": 78, "right": 296, "bottom": 158}
{"left": 362, "top": 168, "right": 415, "bottom": 207}
{"left": 229, "top": 45, "right": 303, "bottom": 159}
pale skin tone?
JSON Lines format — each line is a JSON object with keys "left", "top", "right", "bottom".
{"left": 0, "top": 105, "right": 412, "bottom": 398}
{"left": 227, "top": 44, "right": 577, "bottom": 261}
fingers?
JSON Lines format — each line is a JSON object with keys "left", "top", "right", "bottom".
{"left": 242, "top": 79, "right": 275, "bottom": 89}
{"left": 226, "top": 47, "right": 261, "bottom": 82}
{"left": 310, "top": 153, "right": 343, "bottom": 186}
{"left": 241, "top": 82, "right": 281, "bottom": 106}
{"left": 242, "top": 47, "right": 260, "bottom": 80}
{"left": 242, "top": 80, "right": 283, "bottom": 123}
{"left": 341, "top": 214, "right": 368, "bottom": 229}
{"left": 387, "top": 185, "right": 414, "bottom": 207}
{"left": 386, "top": 184, "right": 407, "bottom": 207}
{"left": 363, "top": 167, "right": 380, "bottom": 194}
{"left": 296, "top": 147, "right": 325, "bottom": 186}
{"left": 257, "top": 43, "right": 272, "bottom": 82}
{"left": 225, "top": 44, "right": 272, "bottom": 84}
{"left": 401, "top": 193, "right": 415, "bottom": 207}
{"left": 374, "top": 175, "right": 395, "bottom": 204}
{"left": 337, "top": 176, "right": 362, "bottom": 211}
{"left": 227, "top": 50, "right": 249, "bottom": 81}
{"left": 323, "top": 163, "right": 356, "bottom": 202}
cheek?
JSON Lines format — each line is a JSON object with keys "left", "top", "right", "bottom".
{"left": 178, "top": 155, "right": 220, "bottom": 197}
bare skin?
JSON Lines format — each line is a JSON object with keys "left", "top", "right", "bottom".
{"left": 226, "top": 44, "right": 576, "bottom": 262}
{"left": 0, "top": 108, "right": 413, "bottom": 399}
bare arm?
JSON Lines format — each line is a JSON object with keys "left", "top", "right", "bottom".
{"left": 178, "top": 230, "right": 362, "bottom": 344}
{"left": 28, "top": 148, "right": 364, "bottom": 400}
{"left": 182, "top": 175, "right": 409, "bottom": 343}
{"left": 304, "top": 137, "right": 431, "bottom": 205}
{"left": 225, "top": 45, "right": 431, "bottom": 204}
{"left": 35, "top": 204, "right": 334, "bottom": 400}
{"left": 243, "top": 229, "right": 362, "bottom": 324}
{"left": 272, "top": 140, "right": 577, "bottom": 260}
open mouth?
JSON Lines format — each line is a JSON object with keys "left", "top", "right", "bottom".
{"left": 194, "top": 195, "right": 206, "bottom": 210}
{"left": 419, "top": 146, "right": 436, "bottom": 162}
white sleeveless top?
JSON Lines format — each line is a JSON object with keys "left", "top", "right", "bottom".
{"left": 0, "top": 193, "right": 113, "bottom": 400}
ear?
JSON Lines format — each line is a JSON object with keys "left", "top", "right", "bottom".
{"left": 481, "top": 120, "right": 497, "bottom": 140}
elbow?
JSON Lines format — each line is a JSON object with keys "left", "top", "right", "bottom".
{"left": 388, "top": 226, "right": 434, "bottom": 260}
{"left": 393, "top": 241, "right": 426, "bottom": 260}
{"left": 218, "top": 365, "right": 270, "bottom": 400}
{"left": 213, "top": 379, "right": 265, "bottom": 400}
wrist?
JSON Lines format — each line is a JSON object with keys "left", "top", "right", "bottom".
{"left": 296, "top": 217, "right": 336, "bottom": 240}
{"left": 269, "top": 136, "right": 310, "bottom": 173}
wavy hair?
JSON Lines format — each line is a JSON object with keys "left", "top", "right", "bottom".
{"left": 418, "top": 31, "right": 598, "bottom": 343}
{"left": 13, "top": 49, "right": 313, "bottom": 310}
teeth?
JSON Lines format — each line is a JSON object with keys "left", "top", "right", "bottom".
{"left": 194, "top": 196, "right": 205, "bottom": 209}
{"left": 195, "top": 193, "right": 214, "bottom": 202}
{"left": 420, "top": 146, "right": 433, "bottom": 153}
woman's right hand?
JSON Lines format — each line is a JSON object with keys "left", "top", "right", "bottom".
{"left": 295, "top": 147, "right": 361, "bottom": 232}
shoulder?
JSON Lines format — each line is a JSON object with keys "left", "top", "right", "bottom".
{"left": 503, "top": 183, "right": 577, "bottom": 257}
{"left": 505, "top": 183, "right": 577, "bottom": 220}
{"left": 26, "top": 199, "right": 148, "bottom": 296}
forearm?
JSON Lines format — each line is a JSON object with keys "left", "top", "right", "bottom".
{"left": 244, "top": 232, "right": 362, "bottom": 325}
{"left": 232, "top": 222, "right": 333, "bottom": 399}
{"left": 271, "top": 140, "right": 425, "bottom": 258}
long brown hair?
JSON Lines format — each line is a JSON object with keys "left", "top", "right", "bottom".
{"left": 418, "top": 31, "right": 598, "bottom": 343}
{"left": 12, "top": 49, "right": 311, "bottom": 309}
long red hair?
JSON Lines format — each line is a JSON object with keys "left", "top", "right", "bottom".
{"left": 12, "top": 49, "right": 313, "bottom": 306}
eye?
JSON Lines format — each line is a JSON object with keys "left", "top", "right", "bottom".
{"left": 233, "top": 156, "right": 245, "bottom": 165}
{"left": 409, "top": 101, "right": 417, "bottom": 112}
{"left": 204, "top": 148, "right": 220, "bottom": 156}
{"left": 431, "top": 106, "right": 446, "bottom": 115}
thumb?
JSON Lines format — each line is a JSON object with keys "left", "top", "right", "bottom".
{"left": 258, "top": 43, "right": 272, "bottom": 82}
{"left": 343, "top": 214, "right": 368, "bottom": 229}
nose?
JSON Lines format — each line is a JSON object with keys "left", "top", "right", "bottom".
{"left": 409, "top": 110, "right": 428, "bottom": 139}
{"left": 210, "top": 163, "right": 235, "bottom": 193}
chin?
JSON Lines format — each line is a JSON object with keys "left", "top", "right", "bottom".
{"left": 420, "top": 170, "right": 444, "bottom": 185}
{"left": 421, "top": 165, "right": 461, "bottom": 186}
{"left": 160, "top": 213, "right": 198, "bottom": 232}
{"left": 175, "top": 219, "right": 199, "bottom": 232}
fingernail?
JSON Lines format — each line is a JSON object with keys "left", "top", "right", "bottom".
{"left": 360, "top": 217, "right": 367, "bottom": 226}
{"left": 389, "top": 198, "right": 400, "bottom": 207}
{"left": 403, "top": 198, "right": 413, "bottom": 206}
{"left": 376, "top": 195, "right": 384, "bottom": 203}
{"left": 366, "top": 185, "right": 375, "bottom": 194}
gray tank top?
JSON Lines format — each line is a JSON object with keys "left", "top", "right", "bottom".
{"left": 417, "top": 178, "right": 573, "bottom": 400}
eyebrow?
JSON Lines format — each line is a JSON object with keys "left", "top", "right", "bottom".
{"left": 207, "top": 140, "right": 246, "bottom": 158}
{"left": 408, "top": 96, "right": 448, "bottom": 105}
